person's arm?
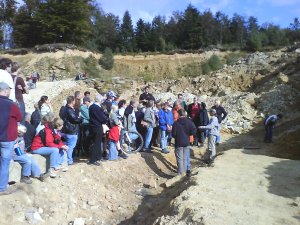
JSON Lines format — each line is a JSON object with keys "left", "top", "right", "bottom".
{"left": 66, "top": 109, "right": 83, "bottom": 124}
{"left": 171, "top": 122, "right": 177, "bottom": 138}
{"left": 12, "top": 104, "right": 22, "bottom": 122}
{"left": 169, "top": 111, "right": 174, "bottom": 125}
{"left": 221, "top": 107, "right": 228, "bottom": 121}
{"left": 45, "top": 128, "right": 58, "bottom": 147}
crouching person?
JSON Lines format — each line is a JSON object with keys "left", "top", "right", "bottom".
{"left": 13, "top": 125, "right": 48, "bottom": 184}
{"left": 199, "top": 109, "right": 219, "bottom": 164}
{"left": 31, "top": 114, "right": 68, "bottom": 178}
{"left": 172, "top": 109, "right": 196, "bottom": 176}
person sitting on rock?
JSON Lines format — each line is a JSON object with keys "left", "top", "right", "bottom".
{"left": 139, "top": 86, "right": 155, "bottom": 106}
{"left": 31, "top": 114, "right": 68, "bottom": 178}
{"left": 199, "top": 109, "right": 220, "bottom": 165}
{"left": 264, "top": 114, "right": 283, "bottom": 143}
{"left": 212, "top": 100, "right": 227, "bottom": 145}
{"left": 13, "top": 125, "right": 48, "bottom": 184}
{"left": 38, "top": 96, "right": 53, "bottom": 117}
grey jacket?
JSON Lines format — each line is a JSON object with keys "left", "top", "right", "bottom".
{"left": 202, "top": 116, "right": 220, "bottom": 136}
{"left": 144, "top": 107, "right": 156, "bottom": 128}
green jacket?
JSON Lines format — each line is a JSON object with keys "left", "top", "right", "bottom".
{"left": 80, "top": 105, "right": 90, "bottom": 124}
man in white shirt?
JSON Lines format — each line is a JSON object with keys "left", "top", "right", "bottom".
{"left": 0, "top": 58, "right": 15, "bottom": 102}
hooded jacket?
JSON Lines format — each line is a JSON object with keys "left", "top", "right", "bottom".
{"left": 172, "top": 117, "right": 197, "bottom": 148}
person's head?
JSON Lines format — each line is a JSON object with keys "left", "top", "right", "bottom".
{"left": 11, "top": 62, "right": 20, "bottom": 74}
{"left": 215, "top": 100, "right": 221, "bottom": 107}
{"left": 17, "top": 124, "right": 27, "bottom": 137}
{"left": 25, "top": 113, "right": 31, "bottom": 123}
{"left": 178, "top": 94, "right": 183, "bottom": 100}
{"left": 146, "top": 100, "right": 154, "bottom": 108}
{"left": 38, "top": 96, "right": 49, "bottom": 109}
{"left": 83, "top": 96, "right": 91, "bottom": 106}
{"left": 84, "top": 91, "right": 90, "bottom": 97}
{"left": 178, "top": 109, "right": 187, "bottom": 117}
{"left": 144, "top": 86, "right": 150, "bottom": 93}
{"left": 111, "top": 105, "right": 118, "bottom": 114}
{"left": 0, "top": 82, "right": 11, "bottom": 97}
{"left": 209, "top": 109, "right": 217, "bottom": 117}
{"left": 130, "top": 100, "right": 136, "bottom": 108}
{"left": 173, "top": 101, "right": 181, "bottom": 110}
{"left": 162, "top": 102, "right": 169, "bottom": 110}
{"left": 53, "top": 118, "right": 64, "bottom": 130}
{"left": 0, "top": 58, "right": 12, "bottom": 72}
{"left": 277, "top": 114, "right": 283, "bottom": 119}
{"left": 67, "top": 96, "right": 75, "bottom": 107}
{"left": 41, "top": 113, "right": 55, "bottom": 125}
{"left": 118, "top": 99, "right": 126, "bottom": 109}
{"left": 201, "top": 102, "right": 206, "bottom": 109}
{"left": 137, "top": 104, "right": 144, "bottom": 111}
{"left": 106, "top": 90, "right": 117, "bottom": 100}
{"left": 95, "top": 94, "right": 105, "bottom": 104}
{"left": 193, "top": 96, "right": 199, "bottom": 104}
{"left": 74, "top": 91, "right": 81, "bottom": 100}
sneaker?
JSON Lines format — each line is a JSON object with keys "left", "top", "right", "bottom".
{"left": 87, "top": 161, "right": 101, "bottom": 166}
{"left": 186, "top": 170, "right": 191, "bottom": 177}
{"left": 20, "top": 176, "right": 32, "bottom": 184}
{"left": 118, "top": 152, "right": 128, "bottom": 159}
{"left": 49, "top": 168, "right": 57, "bottom": 178}
{"left": 38, "top": 173, "right": 49, "bottom": 182}
{"left": 143, "top": 148, "right": 153, "bottom": 153}
{"left": 0, "top": 188, "right": 15, "bottom": 196}
{"left": 216, "top": 143, "right": 220, "bottom": 146}
{"left": 162, "top": 149, "right": 170, "bottom": 154}
{"left": 60, "top": 167, "right": 68, "bottom": 172}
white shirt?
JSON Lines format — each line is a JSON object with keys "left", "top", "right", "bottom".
{"left": 0, "top": 69, "right": 15, "bottom": 101}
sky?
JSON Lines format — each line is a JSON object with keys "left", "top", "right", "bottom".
{"left": 97, "top": 0, "right": 300, "bottom": 28}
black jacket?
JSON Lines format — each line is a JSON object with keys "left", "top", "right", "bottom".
{"left": 199, "top": 108, "right": 209, "bottom": 126}
{"left": 89, "top": 103, "right": 109, "bottom": 128}
{"left": 212, "top": 105, "right": 228, "bottom": 123}
{"left": 62, "top": 105, "right": 83, "bottom": 134}
{"left": 172, "top": 117, "right": 197, "bottom": 148}
{"left": 24, "top": 121, "right": 36, "bottom": 150}
{"left": 31, "top": 109, "right": 41, "bottom": 128}
{"left": 187, "top": 103, "right": 201, "bottom": 126}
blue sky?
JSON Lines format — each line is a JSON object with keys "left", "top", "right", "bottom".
{"left": 97, "top": 0, "right": 300, "bottom": 27}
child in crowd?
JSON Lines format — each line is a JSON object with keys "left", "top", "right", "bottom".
{"left": 13, "top": 125, "right": 48, "bottom": 184}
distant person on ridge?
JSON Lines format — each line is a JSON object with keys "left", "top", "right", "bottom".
{"left": 212, "top": 100, "right": 227, "bottom": 145}
{"left": 264, "top": 114, "right": 283, "bottom": 143}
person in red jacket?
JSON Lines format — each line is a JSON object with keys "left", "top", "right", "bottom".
{"left": 0, "top": 82, "right": 22, "bottom": 195}
{"left": 31, "top": 114, "right": 68, "bottom": 178}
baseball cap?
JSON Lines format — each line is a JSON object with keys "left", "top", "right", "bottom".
{"left": 0, "top": 82, "right": 11, "bottom": 91}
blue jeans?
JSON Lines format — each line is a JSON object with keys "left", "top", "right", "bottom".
{"left": 65, "top": 134, "right": 78, "bottom": 165}
{"left": 0, "top": 141, "right": 14, "bottom": 192}
{"left": 186, "top": 147, "right": 190, "bottom": 171}
{"left": 160, "top": 130, "right": 167, "bottom": 150}
{"left": 32, "top": 147, "right": 59, "bottom": 169}
{"left": 18, "top": 101, "right": 26, "bottom": 125}
{"left": 216, "top": 124, "right": 221, "bottom": 143}
{"left": 58, "top": 149, "right": 66, "bottom": 165}
{"left": 108, "top": 141, "right": 118, "bottom": 161}
{"left": 144, "top": 127, "right": 153, "bottom": 150}
{"left": 13, "top": 154, "right": 41, "bottom": 177}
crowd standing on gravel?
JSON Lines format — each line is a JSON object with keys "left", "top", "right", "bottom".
{"left": 0, "top": 57, "right": 281, "bottom": 195}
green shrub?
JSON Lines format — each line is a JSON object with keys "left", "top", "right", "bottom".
{"left": 225, "top": 52, "right": 247, "bottom": 65}
{"left": 99, "top": 47, "right": 114, "bottom": 70}
{"left": 208, "top": 55, "right": 223, "bottom": 70}
{"left": 181, "top": 62, "right": 202, "bottom": 77}
{"left": 201, "top": 63, "right": 211, "bottom": 74}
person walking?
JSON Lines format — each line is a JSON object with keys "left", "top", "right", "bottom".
{"left": 158, "top": 102, "right": 174, "bottom": 154}
{"left": 0, "top": 82, "right": 22, "bottom": 195}
{"left": 143, "top": 100, "right": 156, "bottom": 152}
{"left": 199, "top": 102, "right": 209, "bottom": 147}
{"left": 11, "top": 62, "right": 28, "bottom": 125}
{"left": 88, "top": 94, "right": 108, "bottom": 166}
{"left": 264, "top": 114, "right": 283, "bottom": 143}
{"left": 199, "top": 109, "right": 220, "bottom": 164}
{"left": 172, "top": 109, "right": 196, "bottom": 176}
{"left": 187, "top": 96, "right": 201, "bottom": 146}
{"left": 212, "top": 100, "right": 227, "bottom": 145}
{"left": 0, "top": 58, "right": 15, "bottom": 101}
{"left": 61, "top": 96, "right": 83, "bottom": 165}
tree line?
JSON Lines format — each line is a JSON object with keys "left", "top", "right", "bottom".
{"left": 0, "top": 0, "right": 300, "bottom": 52}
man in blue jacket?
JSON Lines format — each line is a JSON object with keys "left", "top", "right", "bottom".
{"left": 159, "top": 102, "right": 174, "bottom": 154}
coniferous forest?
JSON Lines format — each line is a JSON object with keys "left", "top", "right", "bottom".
{"left": 0, "top": 0, "right": 299, "bottom": 52}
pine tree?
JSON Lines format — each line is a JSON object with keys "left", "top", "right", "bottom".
{"left": 99, "top": 47, "right": 114, "bottom": 70}
{"left": 0, "top": 0, "right": 17, "bottom": 48}
{"left": 120, "top": 11, "right": 135, "bottom": 52}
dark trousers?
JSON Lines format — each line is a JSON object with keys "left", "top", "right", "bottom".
{"left": 151, "top": 126, "right": 160, "bottom": 147}
{"left": 81, "top": 124, "right": 90, "bottom": 156}
{"left": 265, "top": 125, "right": 273, "bottom": 142}
{"left": 89, "top": 126, "right": 103, "bottom": 163}
{"left": 17, "top": 100, "right": 26, "bottom": 125}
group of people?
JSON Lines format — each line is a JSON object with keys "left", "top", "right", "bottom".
{"left": 0, "top": 56, "right": 283, "bottom": 196}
